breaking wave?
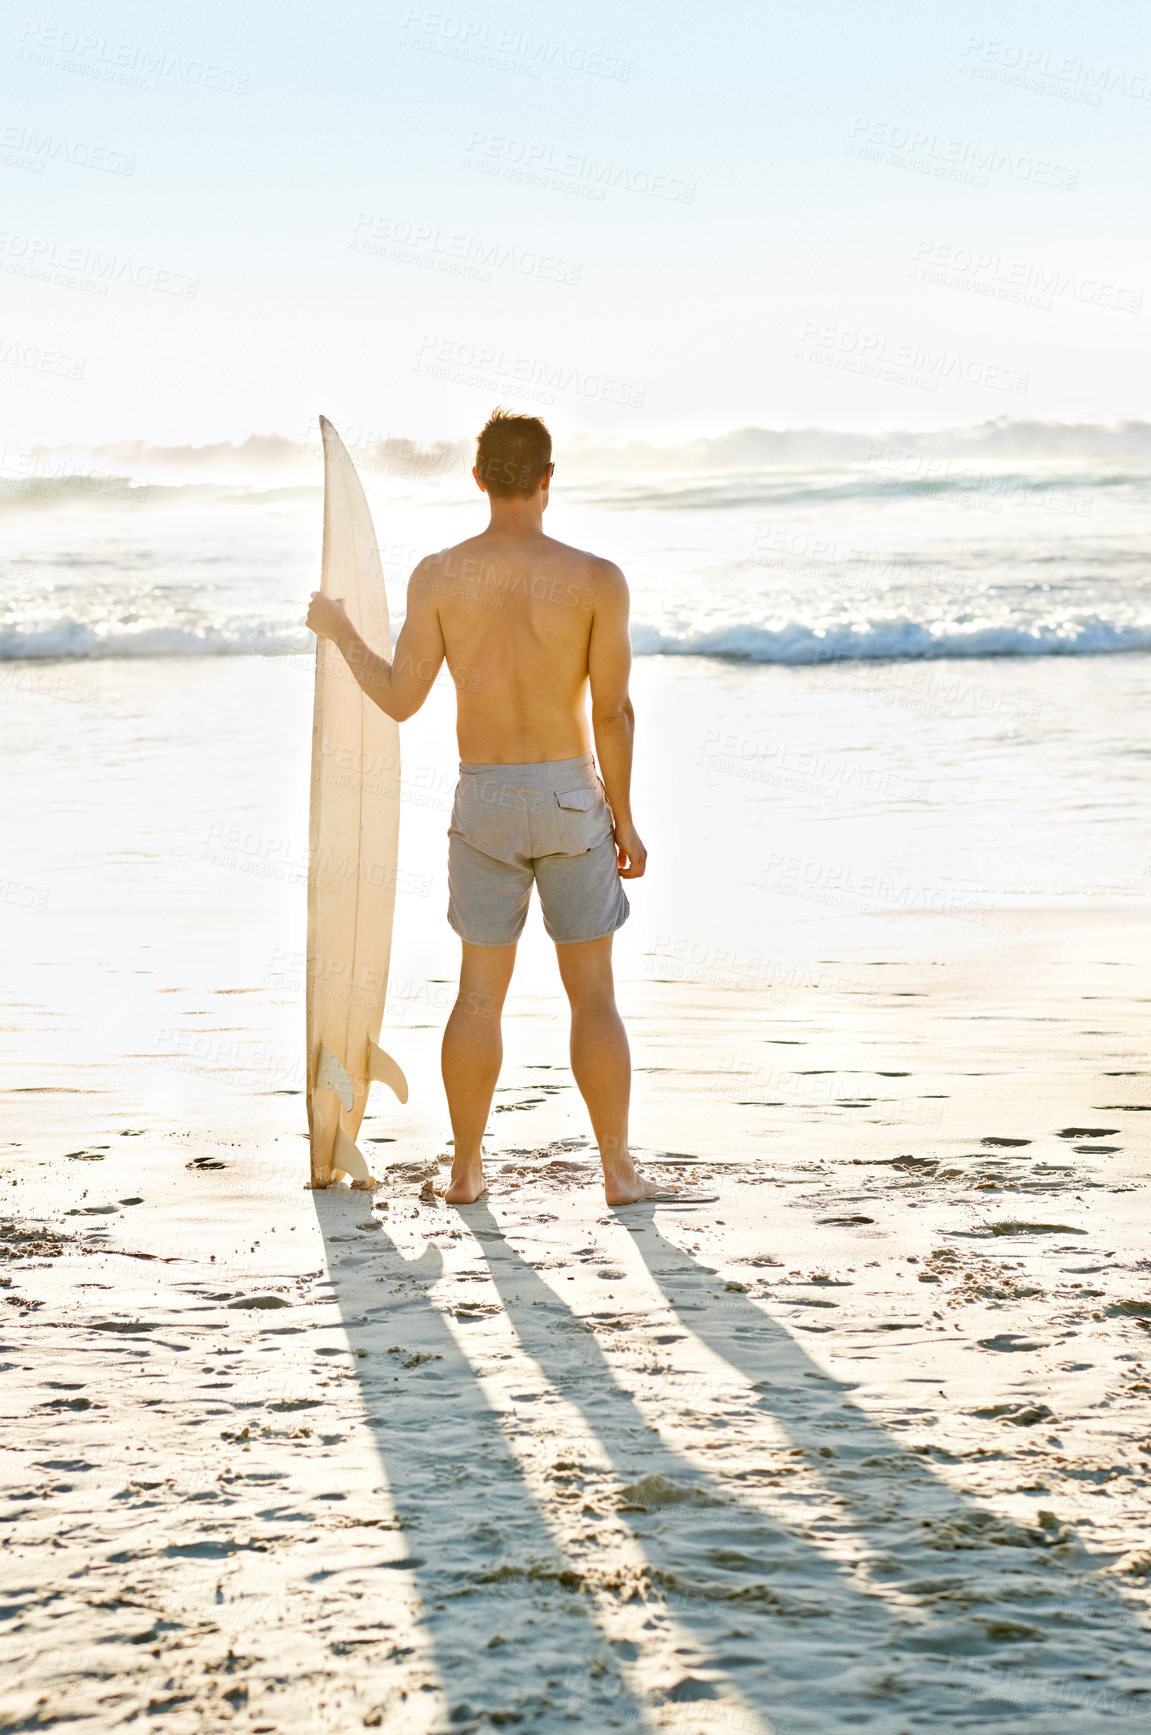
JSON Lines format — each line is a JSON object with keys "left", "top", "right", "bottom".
{"left": 0, "top": 620, "right": 312, "bottom": 660}
{"left": 629, "top": 615, "right": 1151, "bottom": 665}
{"left": 4, "top": 614, "right": 1150, "bottom": 665}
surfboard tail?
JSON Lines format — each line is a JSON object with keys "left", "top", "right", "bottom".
{"left": 310, "top": 1037, "right": 406, "bottom": 1185}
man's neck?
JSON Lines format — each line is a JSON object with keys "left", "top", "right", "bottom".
{"left": 484, "top": 496, "right": 546, "bottom": 539}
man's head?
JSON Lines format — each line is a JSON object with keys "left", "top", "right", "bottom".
{"left": 474, "top": 408, "right": 553, "bottom": 502}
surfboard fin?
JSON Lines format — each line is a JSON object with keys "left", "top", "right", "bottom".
{"left": 368, "top": 1041, "right": 409, "bottom": 1104}
{"left": 316, "top": 1044, "right": 354, "bottom": 1112}
{"left": 332, "top": 1126, "right": 373, "bottom": 1187}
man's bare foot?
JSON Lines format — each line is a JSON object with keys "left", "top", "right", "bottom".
{"left": 602, "top": 1155, "right": 719, "bottom": 1207}
{"left": 602, "top": 1159, "right": 676, "bottom": 1206}
{"left": 306, "top": 1171, "right": 377, "bottom": 1191}
{"left": 444, "top": 1157, "right": 487, "bottom": 1204}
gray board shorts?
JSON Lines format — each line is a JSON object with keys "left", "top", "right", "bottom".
{"left": 448, "top": 754, "right": 630, "bottom": 947}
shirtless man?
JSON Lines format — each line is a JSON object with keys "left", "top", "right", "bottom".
{"left": 306, "top": 409, "right": 669, "bottom": 1207}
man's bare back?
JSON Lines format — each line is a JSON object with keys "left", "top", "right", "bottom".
{"left": 417, "top": 527, "right": 605, "bottom": 765}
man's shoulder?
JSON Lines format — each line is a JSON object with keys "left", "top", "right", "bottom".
{"left": 412, "top": 538, "right": 479, "bottom": 572}
{"left": 408, "top": 540, "right": 482, "bottom": 591}
{"left": 583, "top": 551, "right": 627, "bottom": 609}
{"left": 541, "top": 536, "right": 626, "bottom": 589}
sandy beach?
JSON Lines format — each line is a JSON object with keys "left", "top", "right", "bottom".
{"left": 4, "top": 653, "right": 1151, "bottom": 1732}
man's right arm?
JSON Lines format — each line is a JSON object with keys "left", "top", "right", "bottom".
{"left": 588, "top": 562, "right": 646, "bottom": 879}
{"left": 306, "top": 558, "right": 445, "bottom": 721}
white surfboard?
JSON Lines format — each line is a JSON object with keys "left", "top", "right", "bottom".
{"left": 306, "top": 416, "right": 408, "bottom": 1187}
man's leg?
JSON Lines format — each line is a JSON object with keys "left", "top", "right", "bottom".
{"left": 555, "top": 935, "right": 656, "bottom": 1205}
{"left": 441, "top": 941, "right": 517, "bottom": 1203}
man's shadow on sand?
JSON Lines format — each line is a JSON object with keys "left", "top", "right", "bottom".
{"left": 311, "top": 1199, "right": 652, "bottom": 1732}
{"left": 317, "top": 1195, "right": 1143, "bottom": 1730}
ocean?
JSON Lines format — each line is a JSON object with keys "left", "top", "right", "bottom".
{"left": 3, "top": 421, "right": 1151, "bottom": 666}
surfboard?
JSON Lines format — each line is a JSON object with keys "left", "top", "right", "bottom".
{"left": 306, "top": 416, "right": 408, "bottom": 1188}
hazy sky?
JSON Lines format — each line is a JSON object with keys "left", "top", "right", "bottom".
{"left": 3, "top": 0, "right": 1149, "bottom": 446}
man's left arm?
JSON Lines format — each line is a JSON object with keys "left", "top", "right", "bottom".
{"left": 306, "top": 559, "right": 445, "bottom": 721}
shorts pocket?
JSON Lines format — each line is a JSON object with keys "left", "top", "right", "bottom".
{"left": 553, "top": 786, "right": 611, "bottom": 854}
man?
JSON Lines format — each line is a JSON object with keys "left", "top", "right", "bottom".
{"left": 306, "top": 409, "right": 676, "bottom": 1207}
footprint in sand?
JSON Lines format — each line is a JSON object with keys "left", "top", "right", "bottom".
{"left": 969, "top": 1401, "right": 1055, "bottom": 1426}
